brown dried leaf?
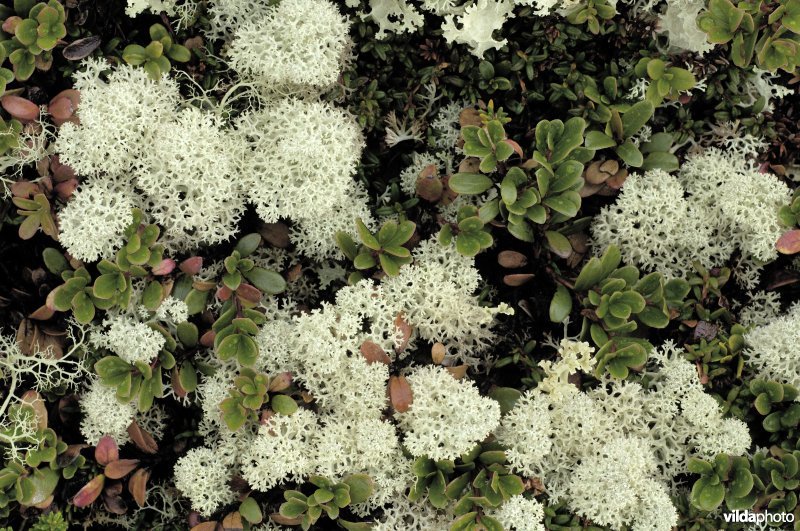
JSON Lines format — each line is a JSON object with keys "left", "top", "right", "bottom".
{"left": 29, "top": 304, "right": 55, "bottom": 320}
{"left": 360, "top": 340, "right": 391, "bottom": 365}
{"left": 190, "top": 523, "right": 220, "bottom": 531}
{"left": 94, "top": 435, "right": 119, "bottom": 466}
{"left": 127, "top": 421, "right": 158, "bottom": 454}
{"left": 62, "top": 36, "right": 101, "bottom": 61}
{"left": 497, "top": 250, "right": 528, "bottom": 269}
{"left": 503, "top": 273, "right": 535, "bottom": 287}
{"left": 259, "top": 222, "right": 291, "bottom": 248}
{"left": 270, "top": 514, "right": 302, "bottom": 526}
{"left": 222, "top": 512, "right": 244, "bottom": 531}
{"left": 394, "top": 313, "right": 412, "bottom": 353}
{"left": 72, "top": 474, "right": 105, "bottom": 507}
{"left": 128, "top": 468, "right": 150, "bottom": 507}
{"left": 431, "top": 342, "right": 446, "bottom": 364}
{"left": 104, "top": 459, "right": 140, "bottom": 480}
{"left": 268, "top": 372, "right": 292, "bottom": 393}
{"left": 459, "top": 107, "right": 482, "bottom": 127}
{"left": 389, "top": 375, "right": 413, "bottom": 413}
{"left": 102, "top": 481, "right": 128, "bottom": 515}
{"left": 446, "top": 365, "right": 468, "bottom": 379}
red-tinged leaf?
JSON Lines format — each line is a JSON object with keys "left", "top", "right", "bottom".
{"left": 11, "top": 180, "right": 39, "bottom": 198}
{"left": 54, "top": 178, "right": 78, "bottom": 199}
{"left": 102, "top": 483, "right": 127, "bottom": 515}
{"left": 200, "top": 330, "right": 216, "bottom": 348}
{"left": 777, "top": 230, "right": 800, "bottom": 255}
{"left": 235, "top": 283, "right": 262, "bottom": 304}
{"left": 45, "top": 289, "right": 58, "bottom": 312}
{"left": 21, "top": 390, "right": 47, "bottom": 429}
{"left": 217, "top": 285, "right": 232, "bottom": 301}
{"left": 394, "top": 313, "right": 412, "bottom": 353}
{"left": 171, "top": 367, "right": 187, "bottom": 398}
{"left": 95, "top": 436, "right": 119, "bottom": 466}
{"left": 389, "top": 375, "right": 413, "bottom": 413}
{"left": 268, "top": 372, "right": 292, "bottom": 393}
{"left": 360, "top": 340, "right": 391, "bottom": 365}
{"left": 29, "top": 304, "right": 54, "bottom": 320}
{"left": 151, "top": 258, "right": 176, "bottom": 276}
{"left": 127, "top": 422, "right": 158, "bottom": 454}
{"left": 128, "top": 468, "right": 150, "bottom": 507}
{"left": 2, "top": 95, "right": 40, "bottom": 122}
{"left": 104, "top": 459, "right": 139, "bottom": 479}
{"left": 179, "top": 256, "right": 204, "bottom": 275}
{"left": 504, "top": 139, "right": 524, "bottom": 158}
{"left": 72, "top": 475, "right": 105, "bottom": 507}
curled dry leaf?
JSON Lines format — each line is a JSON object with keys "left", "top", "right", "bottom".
{"left": 360, "top": 340, "right": 391, "bottom": 365}
{"left": 394, "top": 313, "right": 412, "bottom": 353}
{"left": 127, "top": 421, "right": 158, "bottom": 454}
{"left": 128, "top": 468, "right": 150, "bottom": 507}
{"left": 95, "top": 435, "right": 119, "bottom": 466}
{"left": 102, "top": 481, "right": 128, "bottom": 515}
{"left": 105, "top": 459, "right": 140, "bottom": 480}
{"left": 389, "top": 375, "right": 413, "bottom": 413}
{"left": 73, "top": 474, "right": 105, "bottom": 507}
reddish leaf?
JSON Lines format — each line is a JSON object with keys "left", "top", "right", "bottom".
{"left": 267, "top": 372, "right": 292, "bottom": 393}
{"left": 128, "top": 468, "right": 150, "bottom": 507}
{"left": 235, "top": 283, "right": 262, "bottom": 304}
{"left": 102, "top": 480, "right": 128, "bottom": 515}
{"left": 217, "top": 285, "right": 232, "bottom": 301}
{"left": 72, "top": 475, "right": 105, "bottom": 507}
{"left": 200, "top": 330, "right": 216, "bottom": 348}
{"left": 394, "top": 313, "right": 412, "bottom": 353}
{"left": 389, "top": 375, "right": 413, "bottom": 413}
{"left": 127, "top": 422, "right": 158, "bottom": 454}
{"left": 54, "top": 179, "right": 78, "bottom": 199}
{"left": 151, "top": 258, "right": 176, "bottom": 276}
{"left": 21, "top": 390, "right": 47, "bottom": 429}
{"left": 171, "top": 367, "right": 187, "bottom": 399}
{"left": 94, "top": 436, "right": 119, "bottom": 466}
{"left": 360, "top": 341, "right": 391, "bottom": 365}
{"left": 2, "top": 95, "right": 40, "bottom": 122}
{"left": 503, "top": 274, "right": 535, "bottom": 287}
{"left": 179, "top": 256, "right": 204, "bottom": 275}
{"left": 777, "top": 230, "right": 800, "bottom": 255}
{"left": 104, "top": 459, "right": 140, "bottom": 479}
